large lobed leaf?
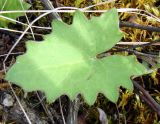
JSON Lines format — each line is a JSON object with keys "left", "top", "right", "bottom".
{"left": 5, "top": 9, "right": 147, "bottom": 105}
{"left": 0, "top": 0, "right": 30, "bottom": 27}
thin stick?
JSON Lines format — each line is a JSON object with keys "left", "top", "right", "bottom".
{"left": 0, "top": 14, "right": 52, "bottom": 30}
{"left": 0, "top": 52, "right": 24, "bottom": 57}
{"left": 133, "top": 80, "right": 160, "bottom": 117}
{"left": 114, "top": 46, "right": 158, "bottom": 58}
{"left": 7, "top": 81, "right": 32, "bottom": 124}
{"left": 117, "top": 42, "right": 160, "bottom": 46}
{"left": 19, "top": 0, "right": 35, "bottom": 40}
{"left": 0, "top": 8, "right": 159, "bottom": 22}
{"left": 59, "top": 98, "right": 66, "bottom": 124}
{"left": 120, "top": 21, "right": 160, "bottom": 32}
{"left": 0, "top": 27, "right": 44, "bottom": 36}
{"left": 36, "top": 92, "right": 55, "bottom": 124}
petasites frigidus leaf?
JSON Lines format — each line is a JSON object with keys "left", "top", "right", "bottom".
{"left": 0, "top": 0, "right": 30, "bottom": 27}
{"left": 5, "top": 8, "right": 147, "bottom": 105}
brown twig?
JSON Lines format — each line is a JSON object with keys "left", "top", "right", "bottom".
{"left": 133, "top": 80, "right": 160, "bottom": 117}
{"left": 114, "top": 46, "right": 159, "bottom": 58}
{"left": 112, "top": 46, "right": 159, "bottom": 67}
{"left": 120, "top": 21, "right": 160, "bottom": 32}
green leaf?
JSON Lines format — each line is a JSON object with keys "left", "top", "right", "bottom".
{"left": 0, "top": 0, "right": 30, "bottom": 27}
{"left": 5, "top": 8, "right": 147, "bottom": 105}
